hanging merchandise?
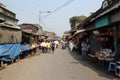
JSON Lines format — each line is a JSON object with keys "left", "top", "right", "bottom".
{"left": 109, "top": 32, "right": 112, "bottom": 36}
{"left": 78, "top": 34, "right": 81, "bottom": 38}
{"left": 101, "top": 37, "right": 104, "bottom": 41}
{"left": 106, "top": 38, "right": 108, "bottom": 41}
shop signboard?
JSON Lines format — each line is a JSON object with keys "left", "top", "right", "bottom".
{"left": 95, "top": 15, "right": 110, "bottom": 28}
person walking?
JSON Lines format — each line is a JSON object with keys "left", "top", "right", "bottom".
{"left": 54, "top": 40, "right": 58, "bottom": 48}
{"left": 51, "top": 41, "right": 55, "bottom": 53}
{"left": 69, "top": 41, "right": 74, "bottom": 52}
{"left": 81, "top": 41, "right": 87, "bottom": 60}
{"left": 41, "top": 40, "right": 47, "bottom": 53}
{"left": 61, "top": 40, "right": 66, "bottom": 49}
{"left": 46, "top": 41, "right": 51, "bottom": 53}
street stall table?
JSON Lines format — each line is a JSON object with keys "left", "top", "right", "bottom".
{"left": 87, "top": 54, "right": 98, "bottom": 63}
{"left": 29, "top": 44, "right": 40, "bottom": 55}
{"left": 116, "top": 61, "right": 120, "bottom": 77}
{"left": 95, "top": 49, "right": 116, "bottom": 67}
{"left": 20, "top": 44, "right": 31, "bottom": 58}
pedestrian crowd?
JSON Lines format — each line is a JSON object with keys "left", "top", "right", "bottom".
{"left": 40, "top": 40, "right": 60, "bottom": 53}
{"left": 40, "top": 39, "right": 89, "bottom": 60}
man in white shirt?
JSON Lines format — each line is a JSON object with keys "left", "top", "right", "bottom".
{"left": 41, "top": 41, "right": 47, "bottom": 53}
{"left": 54, "top": 40, "right": 58, "bottom": 48}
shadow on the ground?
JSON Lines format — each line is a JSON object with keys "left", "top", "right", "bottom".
{"left": 68, "top": 50, "right": 119, "bottom": 80}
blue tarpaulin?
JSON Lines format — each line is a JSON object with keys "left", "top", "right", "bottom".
{"left": 0, "top": 43, "right": 21, "bottom": 61}
{"left": 21, "top": 44, "right": 30, "bottom": 52}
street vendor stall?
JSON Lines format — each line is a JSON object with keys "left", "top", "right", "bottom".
{"left": 20, "top": 30, "right": 40, "bottom": 58}
{"left": 0, "top": 25, "right": 22, "bottom": 65}
{"left": 19, "top": 23, "right": 41, "bottom": 57}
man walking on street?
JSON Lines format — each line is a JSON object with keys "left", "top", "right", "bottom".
{"left": 46, "top": 41, "right": 51, "bottom": 53}
{"left": 51, "top": 41, "right": 55, "bottom": 53}
{"left": 41, "top": 40, "right": 47, "bottom": 53}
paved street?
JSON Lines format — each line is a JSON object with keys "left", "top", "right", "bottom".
{"left": 0, "top": 48, "right": 119, "bottom": 80}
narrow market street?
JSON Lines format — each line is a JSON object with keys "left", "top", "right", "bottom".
{"left": 0, "top": 48, "right": 119, "bottom": 80}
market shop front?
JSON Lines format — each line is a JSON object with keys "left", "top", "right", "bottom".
{"left": 90, "top": 13, "right": 120, "bottom": 61}
{"left": 79, "top": 0, "right": 120, "bottom": 76}
{"left": 82, "top": 0, "right": 120, "bottom": 59}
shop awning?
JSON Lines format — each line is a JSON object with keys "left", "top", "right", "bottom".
{"left": 73, "top": 29, "right": 86, "bottom": 37}
{"left": 69, "top": 30, "right": 77, "bottom": 33}
{"left": 74, "top": 29, "right": 86, "bottom": 35}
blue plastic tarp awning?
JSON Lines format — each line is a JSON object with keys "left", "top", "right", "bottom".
{"left": 0, "top": 43, "right": 21, "bottom": 61}
{"left": 20, "top": 44, "right": 30, "bottom": 52}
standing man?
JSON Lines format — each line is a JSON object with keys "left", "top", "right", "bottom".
{"left": 69, "top": 41, "right": 74, "bottom": 51}
{"left": 81, "top": 41, "right": 87, "bottom": 60}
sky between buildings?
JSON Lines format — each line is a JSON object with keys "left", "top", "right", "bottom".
{"left": 0, "top": 0, "right": 104, "bottom": 36}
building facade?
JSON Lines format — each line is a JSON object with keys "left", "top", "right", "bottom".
{"left": 0, "top": 3, "right": 18, "bottom": 27}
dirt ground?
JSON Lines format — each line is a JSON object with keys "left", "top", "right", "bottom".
{"left": 0, "top": 48, "right": 119, "bottom": 80}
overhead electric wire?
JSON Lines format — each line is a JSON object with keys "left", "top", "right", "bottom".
{"left": 39, "top": 0, "right": 74, "bottom": 31}
{"left": 41, "top": 0, "right": 75, "bottom": 19}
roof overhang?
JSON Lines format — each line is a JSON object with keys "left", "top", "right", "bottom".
{"left": 75, "top": 29, "right": 86, "bottom": 35}
{"left": 69, "top": 30, "right": 77, "bottom": 33}
{"left": 73, "top": 29, "right": 86, "bottom": 37}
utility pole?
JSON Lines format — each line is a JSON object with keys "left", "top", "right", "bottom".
{"left": 39, "top": 11, "right": 51, "bottom": 24}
